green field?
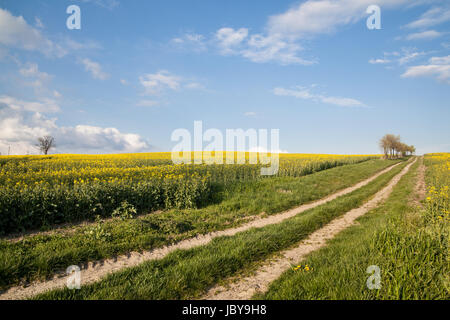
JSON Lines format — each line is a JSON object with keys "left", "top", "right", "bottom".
{"left": 0, "top": 153, "right": 448, "bottom": 300}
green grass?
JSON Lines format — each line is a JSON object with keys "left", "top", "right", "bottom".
{"left": 260, "top": 158, "right": 449, "bottom": 300}
{"left": 33, "top": 161, "right": 408, "bottom": 299}
{"left": 0, "top": 159, "right": 399, "bottom": 290}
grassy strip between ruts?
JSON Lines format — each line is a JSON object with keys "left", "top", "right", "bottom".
{"left": 33, "top": 160, "right": 409, "bottom": 299}
{"left": 259, "top": 159, "right": 449, "bottom": 300}
{"left": 0, "top": 159, "right": 400, "bottom": 290}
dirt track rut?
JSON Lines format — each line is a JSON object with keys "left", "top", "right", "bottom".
{"left": 202, "top": 159, "right": 415, "bottom": 300}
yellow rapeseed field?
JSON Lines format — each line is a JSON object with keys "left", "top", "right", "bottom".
{"left": 424, "top": 153, "right": 450, "bottom": 223}
{"left": 0, "top": 152, "right": 379, "bottom": 234}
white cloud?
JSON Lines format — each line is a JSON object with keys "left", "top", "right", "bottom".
{"left": 58, "top": 125, "right": 149, "bottom": 153}
{"left": 80, "top": 58, "right": 109, "bottom": 80}
{"left": 213, "top": 28, "right": 315, "bottom": 65}
{"left": 267, "top": 0, "right": 409, "bottom": 39}
{"left": 171, "top": 1, "right": 430, "bottom": 66}
{"left": 402, "top": 55, "right": 450, "bottom": 83}
{"left": 64, "top": 38, "right": 102, "bottom": 51}
{"left": 0, "top": 111, "right": 55, "bottom": 142}
{"left": 0, "top": 95, "right": 60, "bottom": 113}
{"left": 19, "top": 63, "right": 47, "bottom": 78}
{"left": 34, "top": 17, "right": 44, "bottom": 29}
{"left": 215, "top": 28, "right": 249, "bottom": 54}
{"left": 369, "top": 58, "right": 391, "bottom": 64}
{"left": 0, "top": 96, "right": 150, "bottom": 155}
{"left": 193, "top": 1, "right": 410, "bottom": 65}
{"left": 242, "top": 33, "right": 315, "bottom": 65}
{"left": 0, "top": 8, "right": 66, "bottom": 57}
{"left": 405, "top": 30, "right": 444, "bottom": 40}
{"left": 120, "top": 79, "right": 128, "bottom": 85}
{"left": 405, "top": 6, "right": 450, "bottom": 29}
{"left": 79, "top": 0, "right": 120, "bottom": 10}
{"left": 273, "top": 86, "right": 366, "bottom": 107}
{"left": 0, "top": 99, "right": 56, "bottom": 154}
{"left": 397, "top": 49, "right": 427, "bottom": 65}
{"left": 376, "top": 48, "right": 428, "bottom": 66}
{"left": 139, "top": 70, "right": 181, "bottom": 95}
{"left": 18, "top": 62, "right": 52, "bottom": 89}
{"left": 139, "top": 71, "right": 203, "bottom": 95}
{"left": 171, "top": 33, "right": 206, "bottom": 52}
{"left": 429, "top": 55, "right": 450, "bottom": 64}
{"left": 244, "top": 111, "right": 256, "bottom": 117}
{"left": 170, "top": 27, "right": 313, "bottom": 65}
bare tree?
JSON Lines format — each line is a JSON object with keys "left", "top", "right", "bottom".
{"left": 380, "top": 134, "right": 400, "bottom": 158}
{"left": 398, "top": 142, "right": 409, "bottom": 157}
{"left": 379, "top": 135, "right": 390, "bottom": 159}
{"left": 36, "top": 136, "right": 55, "bottom": 155}
{"left": 379, "top": 134, "right": 415, "bottom": 158}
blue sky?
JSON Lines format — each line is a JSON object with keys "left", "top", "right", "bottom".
{"left": 0, "top": 0, "right": 449, "bottom": 155}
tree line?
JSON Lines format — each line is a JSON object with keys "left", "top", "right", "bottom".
{"left": 379, "top": 134, "right": 415, "bottom": 159}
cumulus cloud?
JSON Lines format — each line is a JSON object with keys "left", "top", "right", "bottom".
{"left": 58, "top": 125, "right": 149, "bottom": 153}
{"left": 0, "top": 98, "right": 57, "bottom": 154}
{"left": 0, "top": 8, "right": 66, "bottom": 57}
{"left": 80, "top": 58, "right": 109, "bottom": 80}
{"left": 273, "top": 86, "right": 366, "bottom": 107}
{"left": 402, "top": 55, "right": 450, "bottom": 84}
{"left": 0, "top": 95, "right": 150, "bottom": 155}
